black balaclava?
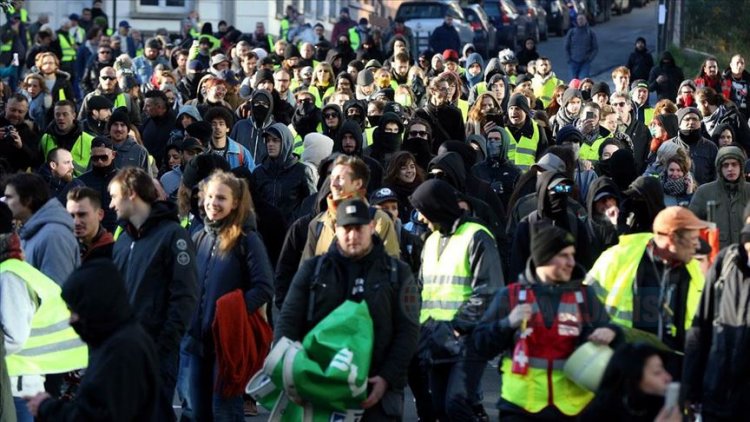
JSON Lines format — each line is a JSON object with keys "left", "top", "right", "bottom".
{"left": 292, "top": 101, "right": 321, "bottom": 138}
{"left": 251, "top": 90, "right": 272, "bottom": 128}
{"left": 409, "top": 179, "right": 463, "bottom": 233}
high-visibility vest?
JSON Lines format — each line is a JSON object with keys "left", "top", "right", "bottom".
{"left": 113, "top": 93, "right": 127, "bottom": 109}
{"left": 420, "top": 221, "right": 493, "bottom": 323}
{"left": 308, "top": 84, "right": 334, "bottom": 108}
{"left": 532, "top": 76, "right": 562, "bottom": 108}
{"left": 457, "top": 99, "right": 469, "bottom": 121}
{"left": 40, "top": 131, "right": 94, "bottom": 176}
{"left": 585, "top": 233, "right": 704, "bottom": 334}
{"left": 267, "top": 34, "right": 275, "bottom": 52}
{"left": 7, "top": 6, "right": 28, "bottom": 23}
{"left": 57, "top": 32, "right": 76, "bottom": 63}
{"left": 579, "top": 134, "right": 611, "bottom": 162}
{"left": 280, "top": 18, "right": 290, "bottom": 41}
{"left": 2, "top": 259, "right": 88, "bottom": 377}
{"left": 365, "top": 126, "right": 375, "bottom": 146}
{"left": 644, "top": 107, "right": 655, "bottom": 126}
{"left": 504, "top": 120, "right": 541, "bottom": 172}
{"left": 476, "top": 82, "right": 487, "bottom": 96}
{"left": 348, "top": 27, "right": 361, "bottom": 51}
{"left": 0, "top": 40, "right": 10, "bottom": 53}
{"left": 500, "top": 283, "right": 594, "bottom": 416}
{"left": 290, "top": 122, "right": 323, "bottom": 156}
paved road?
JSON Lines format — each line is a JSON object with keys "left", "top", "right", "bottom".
{"left": 538, "top": 1, "right": 658, "bottom": 83}
{"left": 239, "top": 4, "right": 659, "bottom": 421}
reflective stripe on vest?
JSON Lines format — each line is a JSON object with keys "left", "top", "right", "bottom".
{"left": 40, "top": 131, "right": 93, "bottom": 176}
{"left": 504, "top": 120, "right": 540, "bottom": 172}
{"left": 420, "top": 221, "right": 493, "bottom": 323}
{"left": 500, "top": 284, "right": 594, "bottom": 415}
{"left": 585, "top": 233, "right": 704, "bottom": 332}
{"left": 2, "top": 259, "right": 88, "bottom": 377}
{"left": 579, "top": 135, "right": 610, "bottom": 162}
{"left": 114, "top": 93, "right": 127, "bottom": 109}
{"left": 348, "top": 27, "right": 361, "bottom": 51}
{"left": 58, "top": 33, "right": 76, "bottom": 62}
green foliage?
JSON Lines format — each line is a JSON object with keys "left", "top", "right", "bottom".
{"left": 683, "top": 0, "right": 750, "bottom": 71}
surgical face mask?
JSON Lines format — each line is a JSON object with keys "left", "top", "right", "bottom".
{"left": 649, "top": 126, "right": 658, "bottom": 137}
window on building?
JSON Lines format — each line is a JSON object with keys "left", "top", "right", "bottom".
{"left": 315, "top": 0, "right": 325, "bottom": 20}
{"left": 136, "top": 0, "right": 191, "bottom": 14}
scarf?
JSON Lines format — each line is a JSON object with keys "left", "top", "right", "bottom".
{"left": 0, "top": 233, "right": 23, "bottom": 262}
{"left": 662, "top": 177, "right": 687, "bottom": 196}
{"left": 325, "top": 190, "right": 367, "bottom": 219}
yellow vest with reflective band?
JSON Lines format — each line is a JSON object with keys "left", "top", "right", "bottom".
{"left": 348, "top": 27, "right": 361, "bottom": 51}
{"left": 280, "top": 18, "right": 290, "bottom": 41}
{"left": 420, "top": 221, "right": 493, "bottom": 323}
{"left": 585, "top": 233, "right": 704, "bottom": 333}
{"left": 499, "top": 290, "right": 594, "bottom": 416}
{"left": 7, "top": 6, "right": 28, "bottom": 23}
{"left": 308, "top": 85, "right": 334, "bottom": 108}
{"left": 57, "top": 32, "right": 76, "bottom": 62}
{"left": 290, "top": 122, "right": 323, "bottom": 156}
{"left": 2, "top": 259, "right": 88, "bottom": 377}
{"left": 267, "top": 34, "right": 275, "bottom": 52}
{"left": 508, "top": 74, "right": 517, "bottom": 86}
{"left": 504, "top": 120, "right": 540, "bottom": 172}
{"left": 579, "top": 134, "right": 611, "bottom": 162}
{"left": 40, "top": 131, "right": 94, "bottom": 176}
{"left": 532, "top": 75, "right": 562, "bottom": 108}
{"left": 458, "top": 99, "right": 469, "bottom": 121}
{"left": 113, "top": 93, "right": 127, "bottom": 109}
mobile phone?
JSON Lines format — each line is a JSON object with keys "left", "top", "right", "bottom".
{"left": 585, "top": 111, "right": 595, "bottom": 120}
{"left": 664, "top": 382, "right": 680, "bottom": 409}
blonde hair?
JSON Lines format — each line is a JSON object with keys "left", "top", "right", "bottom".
{"left": 35, "top": 52, "right": 58, "bottom": 70}
{"left": 311, "top": 62, "right": 333, "bottom": 87}
{"left": 23, "top": 73, "right": 47, "bottom": 94}
{"left": 200, "top": 171, "right": 255, "bottom": 255}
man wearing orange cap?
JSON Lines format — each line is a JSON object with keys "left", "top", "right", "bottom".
{"left": 585, "top": 206, "right": 708, "bottom": 365}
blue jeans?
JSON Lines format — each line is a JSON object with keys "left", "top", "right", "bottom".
{"left": 569, "top": 60, "right": 592, "bottom": 79}
{"left": 14, "top": 396, "right": 33, "bottom": 422}
{"left": 188, "top": 352, "right": 244, "bottom": 422}
{"left": 177, "top": 337, "right": 193, "bottom": 420}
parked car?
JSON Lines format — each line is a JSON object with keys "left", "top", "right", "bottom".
{"left": 511, "top": 0, "right": 549, "bottom": 42}
{"left": 483, "top": 0, "right": 531, "bottom": 49}
{"left": 538, "top": 0, "right": 570, "bottom": 36}
{"left": 394, "top": 1, "right": 475, "bottom": 55}
{"left": 462, "top": 4, "right": 499, "bottom": 57}
{"left": 612, "top": 0, "right": 631, "bottom": 14}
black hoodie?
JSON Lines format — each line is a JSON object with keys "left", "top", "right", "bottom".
{"left": 619, "top": 175, "right": 666, "bottom": 234}
{"left": 509, "top": 171, "right": 592, "bottom": 279}
{"left": 648, "top": 51, "right": 685, "bottom": 100}
{"left": 585, "top": 177, "right": 621, "bottom": 262}
{"left": 334, "top": 120, "right": 384, "bottom": 192}
{"left": 40, "top": 259, "right": 160, "bottom": 421}
{"left": 321, "top": 103, "right": 343, "bottom": 139}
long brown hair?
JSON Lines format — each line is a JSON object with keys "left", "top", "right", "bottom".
{"left": 384, "top": 151, "right": 425, "bottom": 185}
{"left": 468, "top": 92, "right": 500, "bottom": 123}
{"left": 201, "top": 171, "right": 255, "bottom": 256}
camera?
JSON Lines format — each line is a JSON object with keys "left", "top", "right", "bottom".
{"left": 3, "top": 126, "right": 14, "bottom": 141}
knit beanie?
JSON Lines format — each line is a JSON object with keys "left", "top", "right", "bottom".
{"left": 284, "top": 43, "right": 300, "bottom": 60}
{"left": 181, "top": 153, "right": 231, "bottom": 189}
{"left": 507, "top": 93, "right": 531, "bottom": 117}
{"left": 561, "top": 88, "right": 582, "bottom": 107}
{"left": 678, "top": 79, "right": 697, "bottom": 93}
{"left": 357, "top": 68, "right": 374, "bottom": 86}
{"left": 254, "top": 69, "right": 275, "bottom": 89}
{"left": 591, "top": 81, "right": 610, "bottom": 97}
{"left": 531, "top": 225, "right": 576, "bottom": 266}
{"left": 87, "top": 95, "right": 114, "bottom": 111}
{"left": 677, "top": 106, "right": 701, "bottom": 123}
{"left": 556, "top": 125, "right": 584, "bottom": 145}
{"left": 107, "top": 107, "right": 130, "bottom": 130}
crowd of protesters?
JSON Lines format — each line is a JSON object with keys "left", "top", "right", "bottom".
{"left": 2, "top": 0, "right": 750, "bottom": 420}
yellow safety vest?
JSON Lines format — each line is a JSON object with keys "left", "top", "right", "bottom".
{"left": 585, "top": 233, "right": 704, "bottom": 333}
{"left": 365, "top": 126, "right": 375, "bottom": 146}
{"left": 40, "top": 131, "right": 94, "bottom": 176}
{"left": 504, "top": 120, "right": 541, "bottom": 172}
{"left": 476, "top": 82, "right": 487, "bottom": 96}
{"left": 532, "top": 76, "right": 562, "bottom": 108}
{"left": 308, "top": 85, "right": 334, "bottom": 108}
{"left": 579, "top": 134, "right": 611, "bottom": 162}
{"left": 2, "top": 259, "right": 88, "bottom": 377}
{"left": 280, "top": 18, "right": 290, "bottom": 41}
{"left": 420, "top": 221, "right": 492, "bottom": 323}
{"left": 458, "top": 99, "right": 469, "bottom": 122}
{"left": 644, "top": 107, "right": 655, "bottom": 126}
{"left": 348, "top": 27, "right": 361, "bottom": 51}
{"left": 57, "top": 32, "right": 76, "bottom": 63}
{"left": 7, "top": 6, "right": 28, "bottom": 23}
{"left": 290, "top": 122, "right": 323, "bottom": 156}
{"left": 113, "top": 93, "right": 127, "bottom": 109}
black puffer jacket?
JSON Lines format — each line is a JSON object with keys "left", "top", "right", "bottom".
{"left": 684, "top": 244, "right": 750, "bottom": 418}
{"left": 251, "top": 123, "right": 316, "bottom": 221}
{"left": 470, "top": 131, "right": 523, "bottom": 210}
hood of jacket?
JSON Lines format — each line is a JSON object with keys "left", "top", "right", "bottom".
{"left": 710, "top": 122, "right": 735, "bottom": 145}
{"left": 623, "top": 175, "right": 665, "bottom": 225}
{"left": 19, "top": 198, "right": 75, "bottom": 240}
{"left": 484, "top": 58, "right": 503, "bottom": 84}
{"left": 263, "top": 122, "right": 295, "bottom": 168}
{"left": 715, "top": 145, "right": 747, "bottom": 181}
{"left": 654, "top": 113, "right": 678, "bottom": 139}
{"left": 125, "top": 200, "right": 180, "bottom": 239}
{"left": 585, "top": 176, "right": 620, "bottom": 217}
{"left": 326, "top": 48, "right": 342, "bottom": 66}
{"left": 321, "top": 103, "right": 343, "bottom": 131}
{"left": 467, "top": 134, "right": 487, "bottom": 163}
{"left": 334, "top": 119, "right": 365, "bottom": 157}
{"left": 463, "top": 43, "right": 475, "bottom": 57}
{"left": 61, "top": 258, "right": 134, "bottom": 347}
{"left": 465, "top": 53, "right": 484, "bottom": 88}
{"left": 535, "top": 170, "right": 569, "bottom": 217}
{"left": 438, "top": 140, "right": 478, "bottom": 171}
{"left": 176, "top": 104, "right": 202, "bottom": 123}
{"left": 659, "top": 51, "right": 675, "bottom": 67}
{"left": 428, "top": 151, "right": 467, "bottom": 193}
{"left": 251, "top": 89, "right": 275, "bottom": 127}
{"left": 484, "top": 127, "right": 510, "bottom": 163}
{"left": 301, "top": 133, "right": 334, "bottom": 167}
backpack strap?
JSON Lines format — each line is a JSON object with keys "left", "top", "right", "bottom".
{"left": 306, "top": 255, "right": 327, "bottom": 323}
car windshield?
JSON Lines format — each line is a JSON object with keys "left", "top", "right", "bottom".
{"left": 396, "top": 4, "right": 446, "bottom": 20}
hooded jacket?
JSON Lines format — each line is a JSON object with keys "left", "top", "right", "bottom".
{"left": 471, "top": 129, "right": 523, "bottom": 210}
{"left": 702, "top": 103, "right": 750, "bottom": 155}
{"left": 140, "top": 108, "right": 177, "bottom": 165}
{"left": 509, "top": 171, "right": 592, "bottom": 279}
{"left": 626, "top": 42, "right": 655, "bottom": 82}
{"left": 551, "top": 89, "right": 582, "bottom": 136}
{"left": 251, "top": 123, "right": 317, "bottom": 220}
{"left": 619, "top": 175, "right": 665, "bottom": 234}
{"left": 365, "top": 111, "right": 402, "bottom": 169}
{"left": 229, "top": 89, "right": 275, "bottom": 166}
{"left": 622, "top": 109, "right": 653, "bottom": 174}
{"left": 469, "top": 58, "right": 508, "bottom": 107}
{"left": 321, "top": 103, "right": 343, "bottom": 139}
{"left": 19, "top": 198, "right": 80, "bottom": 286}
{"left": 333, "top": 120, "right": 384, "bottom": 193}
{"left": 689, "top": 146, "right": 750, "bottom": 248}
{"left": 648, "top": 52, "right": 685, "bottom": 100}
{"left": 38, "top": 260, "right": 160, "bottom": 421}
{"left": 415, "top": 102, "right": 466, "bottom": 153}
{"left": 465, "top": 53, "right": 484, "bottom": 90}
{"left": 585, "top": 177, "right": 621, "bottom": 262}
{"left": 112, "top": 201, "right": 198, "bottom": 360}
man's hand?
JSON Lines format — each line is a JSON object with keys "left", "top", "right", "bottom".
{"left": 361, "top": 376, "right": 388, "bottom": 409}
{"left": 9, "top": 128, "right": 22, "bottom": 149}
{"left": 656, "top": 75, "right": 668, "bottom": 84}
{"left": 482, "top": 121, "right": 497, "bottom": 134}
{"left": 24, "top": 392, "right": 51, "bottom": 417}
{"left": 588, "top": 327, "right": 616, "bottom": 345}
{"left": 508, "top": 304, "right": 533, "bottom": 328}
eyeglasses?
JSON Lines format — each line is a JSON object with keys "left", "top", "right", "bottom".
{"left": 100, "top": 76, "right": 116, "bottom": 81}
{"left": 550, "top": 184, "right": 573, "bottom": 194}
{"left": 90, "top": 154, "right": 110, "bottom": 162}
{"left": 324, "top": 113, "right": 338, "bottom": 119}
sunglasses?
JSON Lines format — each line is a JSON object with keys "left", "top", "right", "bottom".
{"left": 90, "top": 154, "right": 110, "bottom": 162}
{"left": 409, "top": 130, "right": 428, "bottom": 137}
{"left": 99, "top": 50, "right": 112, "bottom": 55}
{"left": 324, "top": 113, "right": 338, "bottom": 119}
{"left": 611, "top": 102, "right": 626, "bottom": 107}
{"left": 550, "top": 184, "right": 573, "bottom": 194}
{"left": 100, "top": 76, "right": 116, "bottom": 81}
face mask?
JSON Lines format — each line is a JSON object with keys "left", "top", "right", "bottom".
{"left": 487, "top": 139, "right": 503, "bottom": 160}
{"left": 649, "top": 126, "right": 659, "bottom": 137}
{"left": 368, "top": 115, "right": 382, "bottom": 126}
{"left": 547, "top": 192, "right": 568, "bottom": 215}
{"left": 681, "top": 93, "right": 694, "bottom": 106}
{"left": 252, "top": 103, "right": 270, "bottom": 125}
{"left": 679, "top": 128, "right": 701, "bottom": 143}
{"left": 92, "top": 161, "right": 114, "bottom": 175}
{"left": 376, "top": 131, "right": 401, "bottom": 151}
{"left": 403, "top": 137, "right": 431, "bottom": 156}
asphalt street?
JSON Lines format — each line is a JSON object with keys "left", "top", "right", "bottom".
{"left": 241, "top": 3, "right": 659, "bottom": 420}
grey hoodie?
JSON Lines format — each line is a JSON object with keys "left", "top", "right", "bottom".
{"left": 19, "top": 199, "right": 80, "bottom": 285}
{"left": 230, "top": 89, "right": 275, "bottom": 165}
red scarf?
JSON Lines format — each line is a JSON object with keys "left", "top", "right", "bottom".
{"left": 0, "top": 233, "right": 23, "bottom": 263}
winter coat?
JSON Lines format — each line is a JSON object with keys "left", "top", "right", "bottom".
{"left": 648, "top": 52, "right": 685, "bottom": 101}
{"left": 188, "top": 223, "right": 273, "bottom": 357}
{"left": 79, "top": 89, "right": 141, "bottom": 127}
{"left": 623, "top": 112, "right": 652, "bottom": 174}
{"left": 251, "top": 122, "right": 317, "bottom": 220}
{"left": 509, "top": 171, "right": 592, "bottom": 279}
{"left": 0, "top": 115, "right": 39, "bottom": 172}
{"left": 668, "top": 134, "right": 718, "bottom": 186}
{"left": 627, "top": 48, "right": 655, "bottom": 82}
{"left": 471, "top": 150, "right": 523, "bottom": 211}
{"left": 415, "top": 104, "right": 466, "bottom": 154}
{"left": 684, "top": 244, "right": 750, "bottom": 418}
{"left": 112, "top": 201, "right": 199, "bottom": 359}
{"left": 19, "top": 198, "right": 80, "bottom": 286}
{"left": 229, "top": 90, "right": 275, "bottom": 166}
{"left": 132, "top": 55, "right": 171, "bottom": 85}
{"left": 140, "top": 110, "right": 177, "bottom": 165}
{"left": 276, "top": 236, "right": 420, "bottom": 396}
{"left": 39, "top": 70, "right": 74, "bottom": 105}
{"left": 564, "top": 25, "right": 598, "bottom": 64}
{"left": 113, "top": 137, "right": 151, "bottom": 175}
{"left": 585, "top": 177, "right": 620, "bottom": 262}
{"left": 702, "top": 103, "right": 750, "bottom": 155}
{"left": 689, "top": 147, "right": 750, "bottom": 248}
{"left": 332, "top": 120, "right": 384, "bottom": 193}
{"left": 77, "top": 166, "right": 119, "bottom": 232}
{"left": 38, "top": 164, "right": 85, "bottom": 204}
{"left": 722, "top": 68, "right": 750, "bottom": 121}
{"left": 429, "top": 23, "right": 460, "bottom": 55}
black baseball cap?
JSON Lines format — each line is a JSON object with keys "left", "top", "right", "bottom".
{"left": 336, "top": 199, "right": 372, "bottom": 226}
{"left": 370, "top": 187, "right": 398, "bottom": 206}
